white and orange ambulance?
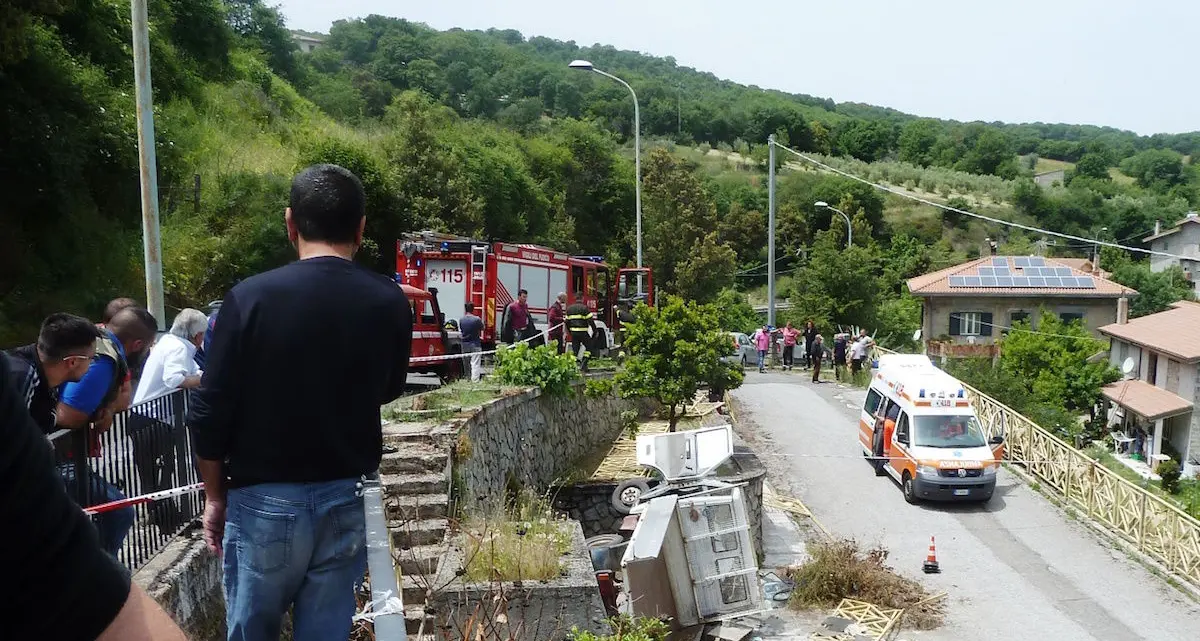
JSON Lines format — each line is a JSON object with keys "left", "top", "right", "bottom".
{"left": 858, "top": 354, "right": 1004, "bottom": 504}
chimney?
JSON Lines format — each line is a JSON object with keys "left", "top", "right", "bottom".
{"left": 1155, "top": 219, "right": 1162, "bottom": 236}
{"left": 1117, "top": 296, "right": 1129, "bottom": 325}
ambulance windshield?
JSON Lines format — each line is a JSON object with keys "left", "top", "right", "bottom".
{"left": 913, "top": 415, "right": 987, "bottom": 448}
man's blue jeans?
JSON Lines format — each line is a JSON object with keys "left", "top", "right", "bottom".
{"left": 757, "top": 350, "right": 767, "bottom": 370}
{"left": 59, "top": 463, "right": 135, "bottom": 556}
{"left": 223, "top": 478, "right": 367, "bottom": 641}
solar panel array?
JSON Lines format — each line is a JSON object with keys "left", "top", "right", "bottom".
{"left": 947, "top": 257, "right": 1097, "bottom": 289}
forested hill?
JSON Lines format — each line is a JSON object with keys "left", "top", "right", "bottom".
{"left": 301, "top": 16, "right": 1200, "bottom": 173}
{"left": 1, "top": 2, "right": 1196, "bottom": 347}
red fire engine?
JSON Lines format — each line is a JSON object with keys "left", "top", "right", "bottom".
{"left": 396, "top": 232, "right": 653, "bottom": 353}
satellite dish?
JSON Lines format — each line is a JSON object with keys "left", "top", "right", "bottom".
{"left": 967, "top": 336, "right": 976, "bottom": 345}
{"left": 1122, "top": 357, "right": 1136, "bottom": 376}
{"left": 912, "top": 329, "right": 922, "bottom": 342}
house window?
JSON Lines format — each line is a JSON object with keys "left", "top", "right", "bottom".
{"left": 1010, "top": 310, "right": 1030, "bottom": 326}
{"left": 1059, "top": 312, "right": 1085, "bottom": 325}
{"left": 955, "top": 312, "right": 982, "bottom": 336}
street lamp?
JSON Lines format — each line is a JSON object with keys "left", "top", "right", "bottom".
{"left": 815, "top": 201, "right": 852, "bottom": 249}
{"left": 1092, "top": 226, "right": 1108, "bottom": 268}
{"left": 569, "top": 59, "right": 642, "bottom": 293}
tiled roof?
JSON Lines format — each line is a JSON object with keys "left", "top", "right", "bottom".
{"left": 906, "top": 256, "right": 1137, "bottom": 298}
{"left": 1050, "top": 257, "right": 1110, "bottom": 279}
{"left": 1143, "top": 214, "right": 1200, "bottom": 243}
{"left": 1102, "top": 379, "right": 1193, "bottom": 421}
{"left": 1099, "top": 301, "right": 1200, "bottom": 362}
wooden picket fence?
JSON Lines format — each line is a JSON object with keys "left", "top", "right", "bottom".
{"left": 871, "top": 346, "right": 1200, "bottom": 590}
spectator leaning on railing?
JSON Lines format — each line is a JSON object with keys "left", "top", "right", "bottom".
{"left": 3, "top": 313, "right": 101, "bottom": 434}
{"left": 129, "top": 308, "right": 208, "bottom": 531}
{"left": 56, "top": 307, "right": 157, "bottom": 556}
{"left": 2, "top": 346, "right": 186, "bottom": 641}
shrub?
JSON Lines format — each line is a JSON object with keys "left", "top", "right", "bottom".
{"left": 494, "top": 343, "right": 581, "bottom": 397}
{"left": 620, "top": 409, "right": 640, "bottom": 439}
{"left": 585, "top": 377, "right": 615, "bottom": 398}
{"left": 1159, "top": 459, "right": 1182, "bottom": 494}
{"left": 462, "top": 492, "right": 572, "bottom": 582}
{"left": 569, "top": 615, "right": 670, "bottom": 641}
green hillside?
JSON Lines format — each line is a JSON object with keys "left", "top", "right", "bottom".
{"left": 2, "top": 3, "right": 1197, "bottom": 348}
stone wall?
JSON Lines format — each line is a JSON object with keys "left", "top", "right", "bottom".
{"left": 426, "top": 522, "right": 609, "bottom": 640}
{"left": 554, "top": 481, "right": 630, "bottom": 539}
{"left": 455, "top": 383, "right": 635, "bottom": 508}
{"left": 134, "top": 528, "right": 225, "bottom": 641}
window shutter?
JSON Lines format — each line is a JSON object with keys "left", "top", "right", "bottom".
{"left": 949, "top": 312, "right": 961, "bottom": 336}
{"left": 981, "top": 312, "right": 994, "bottom": 336}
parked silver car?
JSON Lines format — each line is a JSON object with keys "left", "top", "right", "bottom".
{"left": 722, "top": 332, "right": 757, "bottom": 369}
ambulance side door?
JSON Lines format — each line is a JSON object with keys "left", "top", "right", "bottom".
{"left": 891, "top": 411, "right": 912, "bottom": 475}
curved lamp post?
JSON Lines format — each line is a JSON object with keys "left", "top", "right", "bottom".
{"left": 569, "top": 60, "right": 642, "bottom": 291}
{"left": 815, "top": 201, "right": 852, "bottom": 249}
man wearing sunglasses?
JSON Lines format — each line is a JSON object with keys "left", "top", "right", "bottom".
{"left": 3, "top": 313, "right": 101, "bottom": 433}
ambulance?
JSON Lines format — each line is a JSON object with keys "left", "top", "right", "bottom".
{"left": 858, "top": 354, "right": 1005, "bottom": 504}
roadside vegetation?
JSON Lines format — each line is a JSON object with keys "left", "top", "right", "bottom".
{"left": 462, "top": 491, "right": 573, "bottom": 582}
{"left": 785, "top": 539, "right": 944, "bottom": 629}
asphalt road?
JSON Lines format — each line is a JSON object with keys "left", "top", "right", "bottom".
{"left": 732, "top": 371, "right": 1200, "bottom": 641}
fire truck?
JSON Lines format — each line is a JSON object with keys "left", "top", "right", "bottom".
{"left": 395, "top": 231, "right": 653, "bottom": 353}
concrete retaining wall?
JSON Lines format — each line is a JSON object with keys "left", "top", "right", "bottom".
{"left": 455, "top": 384, "right": 636, "bottom": 509}
{"left": 134, "top": 528, "right": 225, "bottom": 641}
{"left": 426, "top": 522, "right": 609, "bottom": 640}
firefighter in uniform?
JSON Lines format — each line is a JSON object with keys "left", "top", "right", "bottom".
{"left": 565, "top": 293, "right": 596, "bottom": 371}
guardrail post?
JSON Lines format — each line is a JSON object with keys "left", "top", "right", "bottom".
{"left": 1087, "top": 461, "right": 1098, "bottom": 519}
{"left": 71, "top": 428, "right": 91, "bottom": 507}
{"left": 1138, "top": 490, "right": 1147, "bottom": 547}
{"left": 171, "top": 390, "right": 195, "bottom": 518}
{"left": 362, "top": 475, "right": 407, "bottom": 640}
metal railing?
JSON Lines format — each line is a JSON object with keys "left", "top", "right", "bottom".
{"left": 49, "top": 389, "right": 202, "bottom": 571}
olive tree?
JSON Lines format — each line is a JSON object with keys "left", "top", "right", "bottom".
{"left": 615, "top": 295, "right": 743, "bottom": 431}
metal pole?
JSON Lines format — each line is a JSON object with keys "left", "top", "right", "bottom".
{"left": 592, "top": 69, "right": 642, "bottom": 295}
{"left": 767, "top": 135, "right": 776, "bottom": 331}
{"left": 131, "top": 0, "right": 165, "bottom": 329}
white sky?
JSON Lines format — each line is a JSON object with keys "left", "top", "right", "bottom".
{"left": 276, "top": 0, "right": 1198, "bottom": 135}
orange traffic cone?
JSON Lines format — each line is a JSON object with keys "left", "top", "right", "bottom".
{"left": 923, "top": 536, "right": 940, "bottom": 574}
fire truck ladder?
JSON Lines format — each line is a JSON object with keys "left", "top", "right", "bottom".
{"left": 469, "top": 244, "right": 487, "bottom": 312}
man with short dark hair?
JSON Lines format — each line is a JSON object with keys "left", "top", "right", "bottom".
{"left": 4, "top": 313, "right": 101, "bottom": 433}
{"left": 190, "top": 164, "right": 413, "bottom": 641}
{"left": 56, "top": 306, "right": 157, "bottom": 556}
{"left": 460, "top": 302, "right": 484, "bottom": 382}
{"left": 503, "top": 289, "right": 533, "bottom": 344}
{"left": 102, "top": 298, "right": 138, "bottom": 325}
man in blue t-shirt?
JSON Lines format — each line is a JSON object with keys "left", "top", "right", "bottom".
{"left": 460, "top": 302, "right": 484, "bottom": 381}
{"left": 57, "top": 307, "right": 157, "bottom": 556}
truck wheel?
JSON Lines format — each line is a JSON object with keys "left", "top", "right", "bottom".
{"left": 611, "top": 478, "right": 651, "bottom": 514}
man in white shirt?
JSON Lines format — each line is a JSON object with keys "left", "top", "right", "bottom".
{"left": 129, "top": 308, "right": 208, "bottom": 531}
{"left": 850, "top": 330, "right": 874, "bottom": 375}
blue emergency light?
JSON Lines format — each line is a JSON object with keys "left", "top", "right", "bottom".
{"left": 919, "top": 389, "right": 925, "bottom": 398}
{"left": 440, "top": 241, "right": 451, "bottom": 254}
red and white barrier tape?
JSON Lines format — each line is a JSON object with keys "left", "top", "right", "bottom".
{"left": 408, "top": 322, "right": 568, "bottom": 363}
{"left": 84, "top": 482, "right": 204, "bottom": 515}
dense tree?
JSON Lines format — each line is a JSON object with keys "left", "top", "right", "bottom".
{"left": 898, "top": 119, "right": 939, "bottom": 167}
{"left": 1120, "top": 149, "right": 1185, "bottom": 190}
{"left": 1000, "top": 312, "right": 1119, "bottom": 419}
{"left": 1108, "top": 263, "right": 1195, "bottom": 318}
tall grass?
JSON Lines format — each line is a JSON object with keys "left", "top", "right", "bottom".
{"left": 462, "top": 492, "right": 573, "bottom": 582}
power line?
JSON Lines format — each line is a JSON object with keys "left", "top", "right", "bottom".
{"left": 948, "top": 312, "right": 1102, "bottom": 342}
{"left": 771, "top": 142, "right": 1197, "bottom": 263}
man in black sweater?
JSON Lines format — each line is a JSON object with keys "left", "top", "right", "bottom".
{"left": 188, "top": 164, "right": 413, "bottom": 641}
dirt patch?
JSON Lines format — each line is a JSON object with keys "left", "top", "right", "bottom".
{"left": 784, "top": 539, "right": 945, "bottom": 630}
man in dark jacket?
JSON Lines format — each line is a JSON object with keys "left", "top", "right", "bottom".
{"left": 809, "top": 334, "right": 826, "bottom": 384}
{"left": 565, "top": 294, "right": 596, "bottom": 370}
{"left": 4, "top": 313, "right": 101, "bottom": 433}
{"left": 548, "top": 292, "right": 566, "bottom": 353}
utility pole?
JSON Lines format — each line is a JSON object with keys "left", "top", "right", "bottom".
{"left": 131, "top": 0, "right": 165, "bottom": 328}
{"left": 677, "top": 85, "right": 682, "bottom": 135}
{"left": 767, "top": 134, "right": 777, "bottom": 332}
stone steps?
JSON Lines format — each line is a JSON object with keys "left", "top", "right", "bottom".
{"left": 382, "top": 472, "right": 447, "bottom": 495}
{"left": 390, "top": 517, "right": 450, "bottom": 549}
{"left": 395, "top": 543, "right": 445, "bottom": 576}
{"left": 380, "top": 444, "right": 448, "bottom": 475}
{"left": 386, "top": 493, "right": 450, "bottom": 521}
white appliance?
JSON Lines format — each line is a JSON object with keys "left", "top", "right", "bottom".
{"left": 620, "top": 425, "right": 761, "bottom": 627}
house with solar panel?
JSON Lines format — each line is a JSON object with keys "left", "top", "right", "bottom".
{"left": 907, "top": 256, "right": 1138, "bottom": 359}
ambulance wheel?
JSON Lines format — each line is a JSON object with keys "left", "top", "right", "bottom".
{"left": 902, "top": 472, "right": 919, "bottom": 504}
{"left": 611, "top": 478, "right": 651, "bottom": 514}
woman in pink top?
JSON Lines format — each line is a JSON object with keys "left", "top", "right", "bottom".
{"left": 780, "top": 322, "right": 801, "bottom": 371}
{"left": 752, "top": 324, "right": 771, "bottom": 373}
